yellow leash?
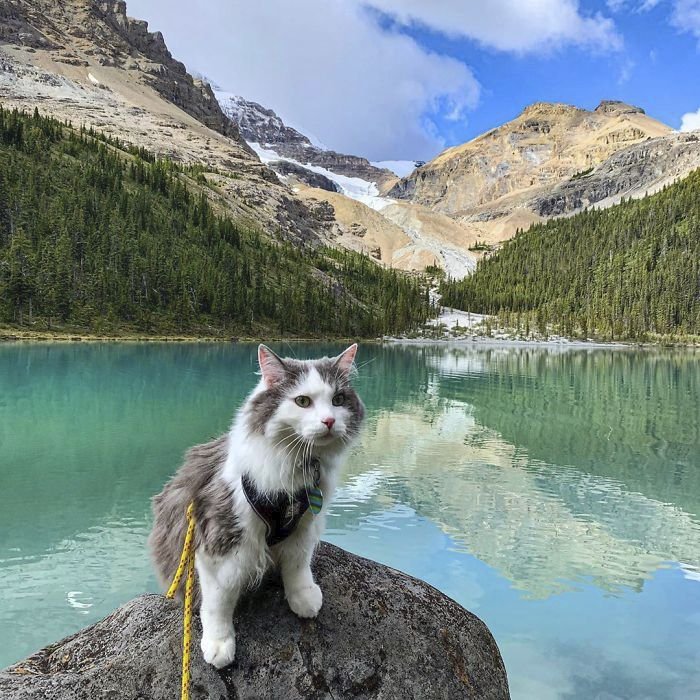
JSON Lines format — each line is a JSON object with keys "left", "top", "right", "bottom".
{"left": 166, "top": 502, "right": 197, "bottom": 700}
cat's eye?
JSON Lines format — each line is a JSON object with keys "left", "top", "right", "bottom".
{"left": 295, "top": 395, "right": 311, "bottom": 408}
{"left": 332, "top": 393, "right": 345, "bottom": 406}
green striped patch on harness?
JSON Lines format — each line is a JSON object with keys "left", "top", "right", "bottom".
{"left": 308, "top": 487, "right": 324, "bottom": 516}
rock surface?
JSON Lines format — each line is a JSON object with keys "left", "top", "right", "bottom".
{"left": 0, "top": 0, "right": 243, "bottom": 144}
{"left": 389, "top": 101, "right": 671, "bottom": 216}
{"left": 271, "top": 159, "right": 341, "bottom": 192}
{"left": 531, "top": 131, "right": 700, "bottom": 216}
{"left": 295, "top": 186, "right": 478, "bottom": 277}
{"left": 0, "top": 543, "right": 510, "bottom": 700}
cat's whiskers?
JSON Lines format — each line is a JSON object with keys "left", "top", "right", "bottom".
{"left": 278, "top": 433, "right": 306, "bottom": 498}
{"left": 300, "top": 441, "right": 310, "bottom": 492}
{"left": 301, "top": 451, "right": 309, "bottom": 492}
{"left": 270, "top": 429, "right": 300, "bottom": 453}
{"left": 261, "top": 430, "right": 306, "bottom": 502}
{"left": 287, "top": 448, "right": 297, "bottom": 501}
{"left": 336, "top": 433, "right": 353, "bottom": 450}
{"left": 275, "top": 435, "right": 301, "bottom": 489}
{"left": 286, "top": 437, "right": 305, "bottom": 498}
{"left": 283, "top": 432, "right": 309, "bottom": 499}
{"left": 304, "top": 438, "right": 315, "bottom": 487}
{"left": 272, "top": 429, "right": 308, "bottom": 463}
{"left": 354, "top": 357, "right": 375, "bottom": 374}
{"left": 293, "top": 436, "right": 312, "bottom": 497}
{"left": 281, "top": 341, "right": 298, "bottom": 359}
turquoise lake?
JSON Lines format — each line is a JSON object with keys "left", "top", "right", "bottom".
{"left": 1, "top": 342, "right": 699, "bottom": 699}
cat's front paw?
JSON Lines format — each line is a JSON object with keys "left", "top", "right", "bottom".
{"left": 287, "top": 583, "right": 323, "bottom": 618}
{"left": 201, "top": 633, "right": 236, "bottom": 669}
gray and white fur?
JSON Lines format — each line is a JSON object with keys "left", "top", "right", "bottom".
{"left": 149, "top": 343, "right": 364, "bottom": 668}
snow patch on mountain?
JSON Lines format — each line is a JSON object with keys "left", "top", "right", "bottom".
{"left": 250, "top": 143, "right": 392, "bottom": 211}
{"left": 427, "top": 308, "right": 487, "bottom": 330}
{"left": 214, "top": 90, "right": 474, "bottom": 278}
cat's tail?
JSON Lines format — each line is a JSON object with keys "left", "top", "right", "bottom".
{"left": 148, "top": 434, "right": 230, "bottom": 599}
{"left": 148, "top": 479, "right": 192, "bottom": 599}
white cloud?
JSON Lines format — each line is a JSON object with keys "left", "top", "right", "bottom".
{"left": 609, "top": 1, "right": 700, "bottom": 40}
{"left": 127, "top": 0, "right": 480, "bottom": 160}
{"left": 671, "top": 0, "right": 700, "bottom": 40}
{"left": 607, "top": 0, "right": 662, "bottom": 11}
{"left": 680, "top": 107, "right": 700, "bottom": 131}
{"left": 362, "top": 0, "right": 622, "bottom": 53}
{"left": 617, "top": 57, "right": 635, "bottom": 83}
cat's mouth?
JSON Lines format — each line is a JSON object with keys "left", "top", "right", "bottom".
{"left": 306, "top": 430, "right": 342, "bottom": 445}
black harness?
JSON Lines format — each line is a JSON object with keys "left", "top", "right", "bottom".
{"left": 242, "top": 458, "right": 321, "bottom": 547}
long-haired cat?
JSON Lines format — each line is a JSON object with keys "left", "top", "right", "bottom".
{"left": 148, "top": 343, "right": 364, "bottom": 668}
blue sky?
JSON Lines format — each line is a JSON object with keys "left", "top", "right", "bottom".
{"left": 129, "top": 0, "right": 700, "bottom": 161}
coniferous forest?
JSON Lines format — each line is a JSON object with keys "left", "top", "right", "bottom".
{"left": 0, "top": 107, "right": 431, "bottom": 337}
{"left": 441, "top": 170, "right": 700, "bottom": 340}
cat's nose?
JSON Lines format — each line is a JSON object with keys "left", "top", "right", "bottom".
{"left": 322, "top": 417, "right": 335, "bottom": 430}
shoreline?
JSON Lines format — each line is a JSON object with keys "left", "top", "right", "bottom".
{"left": 2, "top": 328, "right": 698, "bottom": 349}
{"left": 385, "top": 336, "right": 700, "bottom": 350}
{"left": 0, "top": 328, "right": 362, "bottom": 344}
{"left": 388, "top": 336, "right": 630, "bottom": 349}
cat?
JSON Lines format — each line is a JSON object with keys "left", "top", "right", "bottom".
{"left": 148, "top": 343, "right": 364, "bottom": 668}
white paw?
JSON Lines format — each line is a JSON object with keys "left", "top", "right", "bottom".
{"left": 201, "top": 633, "right": 236, "bottom": 669}
{"left": 287, "top": 583, "right": 323, "bottom": 618}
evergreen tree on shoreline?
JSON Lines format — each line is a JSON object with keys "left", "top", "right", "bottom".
{"left": 441, "top": 170, "right": 700, "bottom": 340}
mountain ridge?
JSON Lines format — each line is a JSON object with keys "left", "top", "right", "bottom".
{"left": 388, "top": 98, "right": 700, "bottom": 256}
{"left": 218, "top": 93, "right": 397, "bottom": 188}
{"left": 2, "top": 0, "right": 699, "bottom": 297}
{"left": 390, "top": 99, "right": 671, "bottom": 213}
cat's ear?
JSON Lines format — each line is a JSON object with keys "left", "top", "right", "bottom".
{"left": 258, "top": 344, "right": 287, "bottom": 388}
{"left": 333, "top": 343, "right": 358, "bottom": 375}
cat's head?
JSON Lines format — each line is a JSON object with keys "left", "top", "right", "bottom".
{"left": 248, "top": 344, "right": 365, "bottom": 452}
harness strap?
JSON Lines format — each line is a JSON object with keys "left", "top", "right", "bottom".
{"left": 242, "top": 457, "right": 321, "bottom": 546}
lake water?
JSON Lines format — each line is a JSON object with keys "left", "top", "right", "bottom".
{"left": 1, "top": 342, "right": 699, "bottom": 699}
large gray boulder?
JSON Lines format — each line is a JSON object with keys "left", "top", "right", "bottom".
{"left": 0, "top": 543, "right": 510, "bottom": 699}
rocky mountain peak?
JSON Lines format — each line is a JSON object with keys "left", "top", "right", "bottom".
{"left": 218, "top": 94, "right": 312, "bottom": 149}
{"left": 0, "top": 0, "right": 340, "bottom": 243}
{"left": 388, "top": 96, "right": 674, "bottom": 252}
{"left": 98, "top": 1, "right": 171, "bottom": 63}
{"left": 595, "top": 100, "right": 645, "bottom": 116}
{"left": 519, "top": 102, "right": 583, "bottom": 118}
